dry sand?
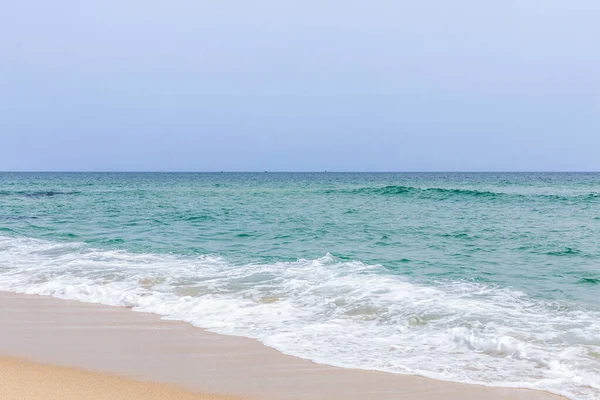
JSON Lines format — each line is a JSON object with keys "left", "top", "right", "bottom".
{"left": 0, "top": 356, "right": 238, "bottom": 400}
{"left": 0, "top": 291, "right": 565, "bottom": 400}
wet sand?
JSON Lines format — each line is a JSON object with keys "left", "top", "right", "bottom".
{"left": 0, "top": 291, "right": 565, "bottom": 400}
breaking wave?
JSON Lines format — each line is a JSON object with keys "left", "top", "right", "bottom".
{"left": 0, "top": 235, "right": 598, "bottom": 399}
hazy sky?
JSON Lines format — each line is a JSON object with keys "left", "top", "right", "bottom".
{"left": 1, "top": 1, "right": 599, "bottom": 171}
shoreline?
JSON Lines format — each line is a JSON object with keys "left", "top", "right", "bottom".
{"left": 0, "top": 291, "right": 565, "bottom": 400}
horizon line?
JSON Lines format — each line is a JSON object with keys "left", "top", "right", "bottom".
{"left": 1, "top": 170, "right": 599, "bottom": 174}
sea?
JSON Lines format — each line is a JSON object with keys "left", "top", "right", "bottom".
{"left": 0, "top": 172, "right": 598, "bottom": 399}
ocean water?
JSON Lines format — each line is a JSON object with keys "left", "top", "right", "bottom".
{"left": 0, "top": 172, "right": 599, "bottom": 398}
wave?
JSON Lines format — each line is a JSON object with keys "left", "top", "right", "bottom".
{"left": 0, "top": 190, "right": 79, "bottom": 198}
{"left": 547, "top": 247, "right": 582, "bottom": 257}
{"left": 0, "top": 235, "right": 598, "bottom": 399}
{"left": 578, "top": 278, "right": 600, "bottom": 285}
{"left": 324, "top": 185, "right": 600, "bottom": 202}
{"left": 0, "top": 215, "right": 38, "bottom": 221}
{"left": 326, "top": 185, "right": 499, "bottom": 198}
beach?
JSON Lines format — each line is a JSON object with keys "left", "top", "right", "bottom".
{"left": 3, "top": 0, "right": 599, "bottom": 393}
{"left": 0, "top": 291, "right": 563, "bottom": 400}
{"left": 1, "top": 173, "right": 598, "bottom": 399}
{"left": 3, "top": 0, "right": 600, "bottom": 392}
{"left": 0, "top": 357, "right": 234, "bottom": 400}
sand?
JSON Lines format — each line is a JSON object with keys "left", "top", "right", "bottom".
{"left": 0, "top": 291, "right": 565, "bottom": 400}
{"left": 0, "top": 356, "right": 238, "bottom": 400}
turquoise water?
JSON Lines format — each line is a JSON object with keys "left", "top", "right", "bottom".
{"left": 1, "top": 172, "right": 599, "bottom": 398}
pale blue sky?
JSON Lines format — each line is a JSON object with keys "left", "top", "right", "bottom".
{"left": 1, "top": 1, "right": 599, "bottom": 171}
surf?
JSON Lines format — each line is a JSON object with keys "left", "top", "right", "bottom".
{"left": 0, "top": 235, "right": 598, "bottom": 399}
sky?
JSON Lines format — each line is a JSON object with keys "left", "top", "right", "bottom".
{"left": 1, "top": 1, "right": 599, "bottom": 172}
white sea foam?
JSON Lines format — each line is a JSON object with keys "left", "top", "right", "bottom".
{"left": 0, "top": 236, "right": 598, "bottom": 399}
